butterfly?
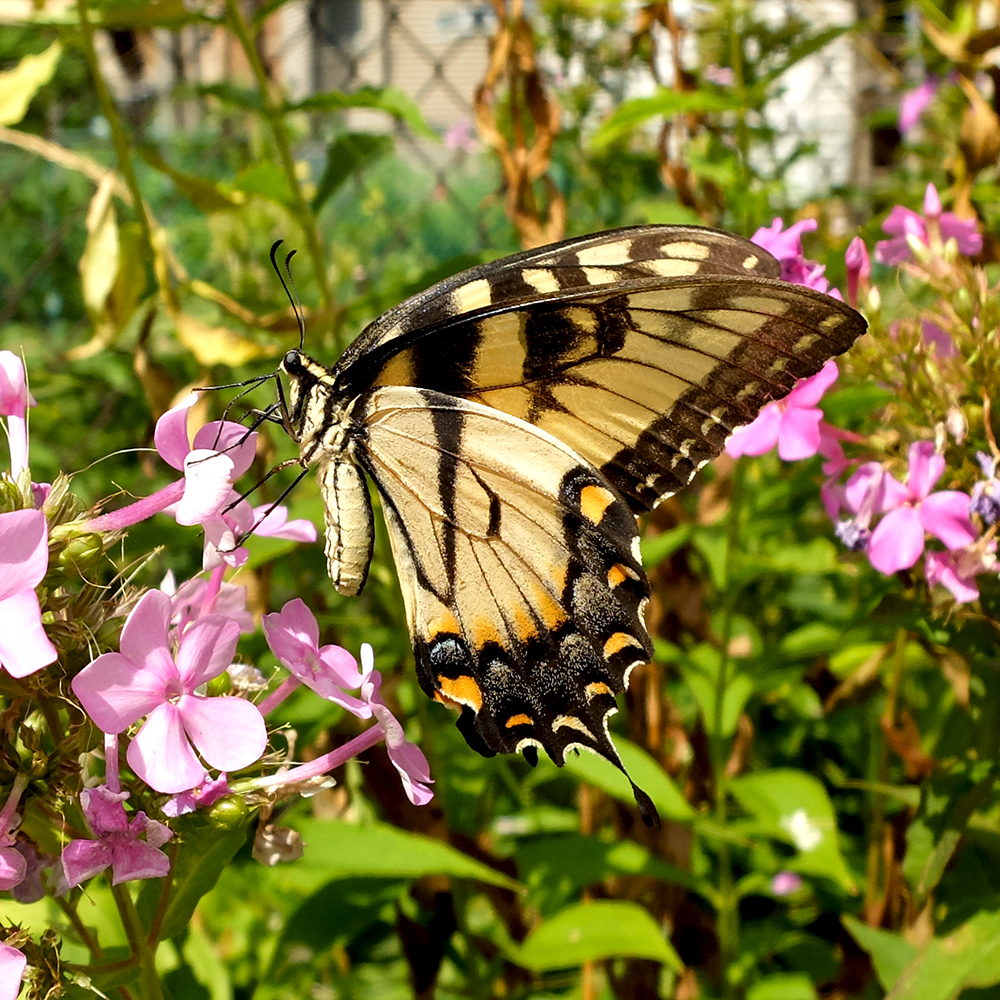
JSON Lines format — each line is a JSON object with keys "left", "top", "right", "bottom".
{"left": 272, "top": 225, "right": 866, "bottom": 826}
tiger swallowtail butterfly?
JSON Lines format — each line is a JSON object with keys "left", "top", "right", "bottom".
{"left": 272, "top": 225, "right": 866, "bottom": 826}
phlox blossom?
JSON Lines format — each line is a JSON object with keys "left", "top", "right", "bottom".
{"left": 71, "top": 590, "right": 266, "bottom": 793}
{"left": 262, "top": 598, "right": 370, "bottom": 716}
{"left": 899, "top": 76, "right": 939, "bottom": 135}
{"left": 0, "top": 508, "right": 57, "bottom": 678}
{"left": 751, "top": 218, "right": 842, "bottom": 299}
{"left": 725, "top": 360, "right": 839, "bottom": 461}
{"left": 875, "top": 183, "right": 982, "bottom": 265}
{"left": 865, "top": 442, "right": 976, "bottom": 575}
{"left": 361, "top": 644, "right": 434, "bottom": 806}
{"left": 201, "top": 498, "right": 316, "bottom": 571}
{"left": 925, "top": 539, "right": 997, "bottom": 604}
{"left": 0, "top": 351, "right": 34, "bottom": 479}
{"left": 0, "top": 944, "right": 25, "bottom": 1000}
{"left": 61, "top": 785, "right": 172, "bottom": 887}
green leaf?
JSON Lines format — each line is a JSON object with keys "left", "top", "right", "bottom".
{"left": 640, "top": 525, "right": 692, "bottom": 567}
{"left": 591, "top": 88, "right": 746, "bottom": 150}
{"left": 0, "top": 41, "right": 62, "bottom": 127}
{"left": 312, "top": 133, "right": 395, "bottom": 212}
{"left": 884, "top": 907, "right": 1000, "bottom": 999}
{"left": 289, "top": 85, "right": 435, "bottom": 138}
{"left": 843, "top": 916, "right": 919, "bottom": 992}
{"left": 290, "top": 819, "right": 520, "bottom": 889}
{"left": 233, "top": 162, "right": 295, "bottom": 208}
{"left": 196, "top": 82, "right": 263, "bottom": 113}
{"left": 135, "top": 816, "right": 249, "bottom": 941}
{"left": 556, "top": 736, "right": 695, "bottom": 821}
{"left": 728, "top": 769, "right": 856, "bottom": 891}
{"left": 138, "top": 146, "right": 244, "bottom": 211}
{"left": 680, "top": 645, "right": 753, "bottom": 740}
{"left": 779, "top": 622, "right": 844, "bottom": 659}
{"left": 746, "top": 972, "right": 817, "bottom": 1000}
{"left": 756, "top": 27, "right": 852, "bottom": 92}
{"left": 515, "top": 832, "right": 711, "bottom": 916}
{"left": 513, "top": 900, "right": 682, "bottom": 971}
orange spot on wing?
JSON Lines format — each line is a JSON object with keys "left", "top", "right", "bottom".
{"left": 470, "top": 617, "right": 502, "bottom": 652}
{"left": 530, "top": 582, "right": 567, "bottom": 630}
{"left": 585, "top": 682, "right": 613, "bottom": 700}
{"left": 607, "top": 563, "right": 637, "bottom": 588}
{"left": 580, "top": 484, "right": 616, "bottom": 524}
{"left": 603, "top": 631, "right": 645, "bottom": 658}
{"left": 505, "top": 713, "right": 533, "bottom": 729}
{"left": 511, "top": 605, "right": 537, "bottom": 643}
{"left": 427, "top": 609, "right": 461, "bottom": 638}
{"left": 437, "top": 674, "right": 483, "bottom": 712}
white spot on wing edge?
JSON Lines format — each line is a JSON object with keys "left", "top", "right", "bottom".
{"left": 451, "top": 278, "right": 493, "bottom": 314}
{"left": 521, "top": 268, "right": 561, "bottom": 294}
{"left": 576, "top": 240, "right": 633, "bottom": 266}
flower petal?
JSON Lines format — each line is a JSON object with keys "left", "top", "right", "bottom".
{"left": 725, "top": 405, "right": 781, "bottom": 457}
{"left": 118, "top": 590, "right": 175, "bottom": 675}
{"left": 61, "top": 838, "right": 111, "bottom": 888}
{"left": 907, "top": 442, "right": 944, "bottom": 499}
{"left": 925, "top": 550, "right": 980, "bottom": 604}
{"left": 777, "top": 407, "right": 823, "bottom": 461}
{"left": 0, "top": 589, "right": 57, "bottom": 677}
{"left": 128, "top": 704, "right": 205, "bottom": 794}
{"left": 868, "top": 507, "right": 925, "bottom": 573}
{"left": 920, "top": 491, "right": 977, "bottom": 549}
{"left": 192, "top": 421, "right": 257, "bottom": 478}
{"left": 0, "top": 847, "right": 26, "bottom": 891}
{"left": 175, "top": 614, "right": 241, "bottom": 689}
{"left": 0, "top": 943, "right": 26, "bottom": 1000}
{"left": 72, "top": 651, "right": 167, "bottom": 733}
{"left": 0, "top": 509, "right": 48, "bottom": 600}
{"left": 251, "top": 504, "right": 318, "bottom": 542}
{"left": 179, "top": 694, "right": 266, "bottom": 772}
{"left": 176, "top": 450, "right": 235, "bottom": 526}
{"left": 154, "top": 392, "right": 199, "bottom": 471}
{"left": 108, "top": 838, "right": 172, "bottom": 885}
{"left": 785, "top": 360, "right": 838, "bottom": 408}
{"left": 387, "top": 740, "right": 434, "bottom": 806}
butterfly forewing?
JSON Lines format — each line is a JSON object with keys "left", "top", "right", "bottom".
{"left": 277, "top": 224, "right": 868, "bottom": 825}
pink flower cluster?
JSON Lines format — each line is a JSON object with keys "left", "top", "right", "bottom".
{"left": 726, "top": 209, "right": 993, "bottom": 605}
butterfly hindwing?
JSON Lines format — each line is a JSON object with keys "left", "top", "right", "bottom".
{"left": 355, "top": 386, "right": 656, "bottom": 819}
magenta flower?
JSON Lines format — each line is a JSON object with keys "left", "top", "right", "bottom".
{"left": 0, "top": 351, "right": 34, "bottom": 479}
{"left": 161, "top": 571, "right": 255, "bottom": 635}
{"left": 751, "top": 218, "right": 842, "bottom": 299}
{"left": 726, "top": 360, "right": 839, "bottom": 461}
{"left": 0, "top": 775, "right": 28, "bottom": 892}
{"left": 83, "top": 392, "right": 257, "bottom": 534}
{"left": 845, "top": 237, "right": 870, "bottom": 309}
{"left": 875, "top": 183, "right": 982, "bottom": 264}
{"left": 360, "top": 644, "right": 434, "bottom": 806}
{"left": 0, "top": 944, "right": 25, "bottom": 1000}
{"left": 866, "top": 442, "right": 977, "bottom": 575}
{"left": 443, "top": 119, "right": 477, "bottom": 153}
{"left": 771, "top": 871, "right": 804, "bottom": 896}
{"left": 71, "top": 590, "right": 267, "bottom": 793}
{"left": 899, "top": 76, "right": 939, "bottom": 134}
{"left": 921, "top": 319, "right": 957, "bottom": 358}
{"left": 201, "top": 499, "right": 317, "bottom": 571}
{"left": 61, "top": 785, "right": 172, "bottom": 887}
{"left": 262, "top": 599, "right": 370, "bottom": 716}
{"left": 161, "top": 773, "right": 231, "bottom": 818}
{"left": 0, "top": 508, "right": 58, "bottom": 678}
{"left": 925, "top": 539, "right": 997, "bottom": 604}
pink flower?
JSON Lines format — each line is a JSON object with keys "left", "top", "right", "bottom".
{"left": 83, "top": 393, "right": 257, "bottom": 533}
{"left": 71, "top": 590, "right": 267, "bottom": 793}
{"left": 0, "top": 351, "right": 34, "bottom": 479}
{"left": 161, "top": 773, "right": 231, "bottom": 818}
{"left": 0, "top": 944, "right": 26, "bottom": 1000}
{"left": 262, "top": 599, "right": 370, "bottom": 717}
{"left": 845, "top": 237, "right": 870, "bottom": 309}
{"left": 726, "top": 360, "right": 839, "bottom": 461}
{"left": 921, "top": 320, "right": 957, "bottom": 358}
{"left": 925, "top": 539, "right": 997, "bottom": 604}
{"left": 875, "top": 183, "right": 982, "bottom": 264}
{"left": 202, "top": 500, "right": 317, "bottom": 571}
{"left": 771, "top": 871, "right": 803, "bottom": 896}
{"left": 161, "top": 571, "right": 255, "bottom": 635}
{"left": 0, "top": 776, "right": 27, "bottom": 893}
{"left": 443, "top": 119, "right": 477, "bottom": 153}
{"left": 360, "top": 644, "right": 434, "bottom": 806}
{"left": 751, "top": 218, "right": 842, "bottom": 299}
{"left": 899, "top": 76, "right": 939, "bottom": 134}
{"left": 0, "top": 508, "right": 58, "bottom": 678}
{"left": 61, "top": 785, "right": 172, "bottom": 887}
{"left": 866, "top": 442, "right": 977, "bottom": 575}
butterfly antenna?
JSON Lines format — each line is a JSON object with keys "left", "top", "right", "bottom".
{"left": 269, "top": 239, "right": 306, "bottom": 350}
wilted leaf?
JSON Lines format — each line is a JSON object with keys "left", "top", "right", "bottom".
{"left": 174, "top": 313, "right": 269, "bottom": 367}
{"left": 0, "top": 41, "right": 62, "bottom": 127}
{"left": 80, "top": 174, "right": 120, "bottom": 318}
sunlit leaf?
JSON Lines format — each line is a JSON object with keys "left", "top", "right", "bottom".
{"left": 512, "top": 900, "right": 682, "bottom": 971}
{"left": 173, "top": 313, "right": 269, "bottom": 366}
{"left": 79, "top": 174, "right": 120, "bottom": 317}
{"left": 0, "top": 41, "right": 62, "bottom": 127}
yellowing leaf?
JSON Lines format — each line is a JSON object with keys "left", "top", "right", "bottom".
{"left": 174, "top": 313, "right": 269, "bottom": 367}
{"left": 80, "top": 173, "right": 120, "bottom": 317}
{"left": 0, "top": 41, "right": 62, "bottom": 127}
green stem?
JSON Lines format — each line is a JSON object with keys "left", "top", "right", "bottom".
{"left": 713, "top": 458, "right": 745, "bottom": 997}
{"left": 726, "top": 1, "right": 752, "bottom": 230}
{"left": 224, "top": 0, "right": 334, "bottom": 313}
{"left": 111, "top": 881, "right": 164, "bottom": 1000}
{"left": 55, "top": 895, "right": 104, "bottom": 957}
{"left": 76, "top": 0, "right": 154, "bottom": 258}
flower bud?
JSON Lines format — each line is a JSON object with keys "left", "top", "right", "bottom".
{"left": 56, "top": 534, "right": 104, "bottom": 573}
{"left": 206, "top": 672, "right": 232, "bottom": 697}
{"left": 207, "top": 795, "right": 248, "bottom": 830}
